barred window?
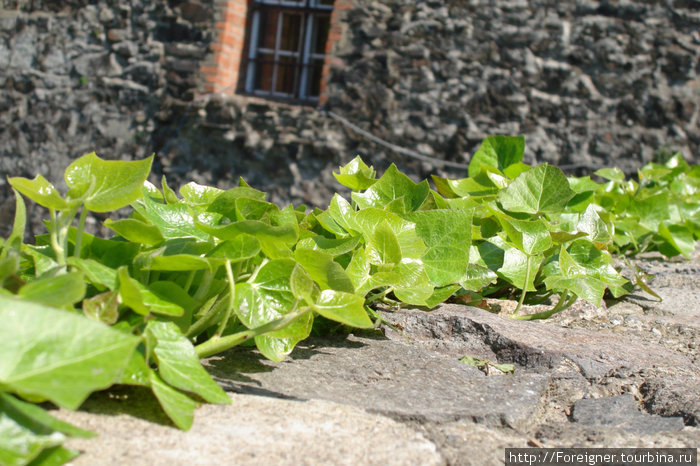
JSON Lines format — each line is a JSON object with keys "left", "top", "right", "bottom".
{"left": 244, "top": 0, "right": 333, "bottom": 102}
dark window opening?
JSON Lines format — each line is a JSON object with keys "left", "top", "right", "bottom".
{"left": 244, "top": 0, "right": 333, "bottom": 102}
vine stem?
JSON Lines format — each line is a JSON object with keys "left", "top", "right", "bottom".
{"left": 195, "top": 304, "right": 309, "bottom": 358}
{"left": 49, "top": 208, "right": 65, "bottom": 265}
{"left": 513, "top": 254, "right": 531, "bottom": 315}
{"left": 186, "top": 294, "right": 227, "bottom": 339}
{"left": 73, "top": 207, "right": 88, "bottom": 260}
{"left": 513, "top": 291, "right": 578, "bottom": 321}
{"left": 214, "top": 260, "right": 237, "bottom": 337}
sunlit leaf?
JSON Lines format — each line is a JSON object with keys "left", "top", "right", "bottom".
{"left": 64, "top": 152, "right": 153, "bottom": 212}
{"left": 0, "top": 295, "right": 139, "bottom": 409}
{"left": 145, "top": 321, "right": 230, "bottom": 404}
{"left": 499, "top": 164, "right": 575, "bottom": 215}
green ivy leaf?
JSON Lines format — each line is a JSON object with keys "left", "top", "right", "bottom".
{"left": 146, "top": 254, "right": 212, "bottom": 272}
{"left": 133, "top": 196, "right": 210, "bottom": 241}
{"left": 499, "top": 164, "right": 575, "bottom": 215}
{"left": 294, "top": 249, "right": 354, "bottom": 293}
{"left": 117, "top": 267, "right": 184, "bottom": 317}
{"left": 0, "top": 295, "right": 139, "bottom": 409}
{"left": 486, "top": 236, "right": 541, "bottom": 291}
{"left": 8, "top": 175, "right": 68, "bottom": 211}
{"left": 149, "top": 371, "right": 198, "bottom": 431}
{"left": 352, "top": 164, "right": 430, "bottom": 213}
{"left": 366, "top": 220, "right": 402, "bottom": 266}
{"left": 161, "top": 175, "right": 180, "bottom": 204}
{"left": 296, "top": 235, "right": 361, "bottom": 256}
{"left": 104, "top": 218, "right": 165, "bottom": 246}
{"left": 333, "top": 156, "right": 377, "bottom": 191}
{"left": 207, "top": 234, "right": 261, "bottom": 263}
{"left": 459, "top": 264, "right": 498, "bottom": 291}
{"left": 498, "top": 216, "right": 553, "bottom": 256}
{"left": 353, "top": 208, "right": 426, "bottom": 260}
{"left": 312, "top": 290, "right": 373, "bottom": 328}
{"left": 0, "top": 393, "right": 94, "bottom": 466}
{"left": 17, "top": 272, "right": 86, "bottom": 308}
{"left": 82, "top": 291, "right": 119, "bottom": 325}
{"left": 66, "top": 257, "right": 118, "bottom": 290}
{"left": 468, "top": 135, "right": 525, "bottom": 178}
{"left": 234, "top": 259, "right": 296, "bottom": 329}
{"left": 576, "top": 205, "right": 612, "bottom": 244}
{"left": 145, "top": 321, "right": 230, "bottom": 404}
{"left": 403, "top": 209, "right": 472, "bottom": 287}
{"left": 64, "top": 152, "right": 153, "bottom": 212}
{"left": 290, "top": 264, "right": 319, "bottom": 304}
{"left": 544, "top": 274, "right": 607, "bottom": 306}
{"left": 657, "top": 222, "right": 695, "bottom": 258}
{"left": 595, "top": 167, "right": 625, "bottom": 182}
{"left": 179, "top": 182, "right": 224, "bottom": 207}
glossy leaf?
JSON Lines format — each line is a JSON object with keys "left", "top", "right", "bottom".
{"left": 207, "top": 234, "right": 261, "bottom": 263}
{"left": 404, "top": 209, "right": 472, "bottom": 287}
{"left": 352, "top": 164, "right": 430, "bottom": 213}
{"left": 468, "top": 135, "right": 525, "bottom": 178}
{"left": 0, "top": 295, "right": 139, "bottom": 409}
{"left": 66, "top": 257, "right": 118, "bottom": 290}
{"left": 117, "top": 267, "right": 184, "bottom": 317}
{"left": 312, "top": 290, "right": 373, "bottom": 328}
{"left": 290, "top": 264, "right": 318, "bottom": 304}
{"left": 234, "top": 259, "right": 296, "bottom": 329}
{"left": 499, "top": 216, "right": 553, "bottom": 256}
{"left": 333, "top": 156, "right": 377, "bottom": 191}
{"left": 145, "top": 321, "right": 230, "bottom": 404}
{"left": 149, "top": 371, "right": 198, "bottom": 431}
{"left": 294, "top": 249, "right": 354, "bottom": 293}
{"left": 7, "top": 175, "right": 68, "bottom": 211}
{"left": 64, "top": 152, "right": 153, "bottom": 212}
{"left": 366, "top": 220, "right": 402, "bottom": 265}
{"left": 499, "top": 164, "right": 574, "bottom": 215}
{"left": 104, "top": 218, "right": 164, "bottom": 246}
{"left": 179, "top": 182, "right": 224, "bottom": 206}
{"left": 17, "top": 272, "right": 86, "bottom": 308}
{"left": 133, "top": 196, "right": 210, "bottom": 241}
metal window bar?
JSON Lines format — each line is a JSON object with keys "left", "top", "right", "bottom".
{"left": 245, "top": 0, "right": 332, "bottom": 101}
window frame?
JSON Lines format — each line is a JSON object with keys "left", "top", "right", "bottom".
{"left": 243, "top": 0, "right": 333, "bottom": 103}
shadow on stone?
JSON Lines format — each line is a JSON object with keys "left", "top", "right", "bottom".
{"left": 56, "top": 386, "right": 175, "bottom": 428}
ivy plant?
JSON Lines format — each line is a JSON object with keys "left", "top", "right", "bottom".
{"left": 1, "top": 137, "right": 698, "bottom": 464}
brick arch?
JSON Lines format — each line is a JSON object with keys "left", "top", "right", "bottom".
{"left": 199, "top": 0, "right": 352, "bottom": 104}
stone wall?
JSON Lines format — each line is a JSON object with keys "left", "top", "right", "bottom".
{"left": 1, "top": 0, "right": 699, "bottom": 237}
{"left": 324, "top": 0, "right": 700, "bottom": 171}
{"left": 0, "top": 0, "right": 217, "bottom": 236}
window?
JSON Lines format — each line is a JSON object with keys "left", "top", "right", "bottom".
{"left": 244, "top": 0, "right": 333, "bottom": 102}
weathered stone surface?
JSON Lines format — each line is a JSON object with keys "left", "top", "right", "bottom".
{"left": 641, "top": 376, "right": 700, "bottom": 426}
{"left": 378, "top": 304, "right": 696, "bottom": 379}
{"left": 35, "top": 250, "right": 700, "bottom": 464}
{"left": 205, "top": 335, "right": 549, "bottom": 427}
{"left": 571, "top": 394, "right": 685, "bottom": 434}
{"left": 54, "top": 391, "right": 443, "bottom": 466}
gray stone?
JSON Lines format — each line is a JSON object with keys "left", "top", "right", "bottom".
{"left": 205, "top": 335, "right": 549, "bottom": 427}
{"left": 9, "top": 27, "right": 36, "bottom": 69}
{"left": 0, "top": 40, "right": 9, "bottom": 68}
{"left": 378, "top": 305, "right": 695, "bottom": 379}
{"left": 54, "top": 392, "right": 443, "bottom": 466}
{"left": 112, "top": 41, "right": 138, "bottom": 58}
{"left": 641, "top": 376, "right": 700, "bottom": 426}
{"left": 572, "top": 394, "right": 685, "bottom": 434}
